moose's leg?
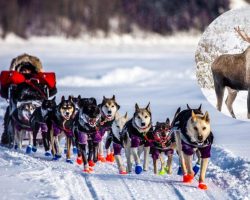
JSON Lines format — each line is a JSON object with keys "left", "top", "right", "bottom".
{"left": 213, "top": 76, "right": 225, "bottom": 111}
{"left": 248, "top": 89, "right": 250, "bottom": 119}
{"left": 225, "top": 87, "right": 237, "bottom": 118}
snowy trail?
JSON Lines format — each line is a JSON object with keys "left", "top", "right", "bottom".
{"left": 0, "top": 145, "right": 228, "bottom": 200}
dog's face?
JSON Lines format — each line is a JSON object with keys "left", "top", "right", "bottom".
{"left": 133, "top": 103, "right": 151, "bottom": 129}
{"left": 19, "top": 103, "right": 36, "bottom": 122}
{"left": 154, "top": 118, "right": 171, "bottom": 139}
{"left": 186, "top": 111, "right": 211, "bottom": 144}
{"left": 79, "top": 97, "right": 101, "bottom": 127}
{"left": 59, "top": 96, "right": 75, "bottom": 120}
{"left": 101, "top": 95, "right": 120, "bottom": 120}
{"left": 71, "top": 95, "right": 81, "bottom": 110}
{"left": 41, "top": 97, "right": 56, "bottom": 111}
{"left": 112, "top": 113, "right": 128, "bottom": 135}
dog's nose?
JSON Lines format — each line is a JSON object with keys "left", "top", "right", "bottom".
{"left": 198, "top": 135, "right": 203, "bottom": 141}
{"left": 141, "top": 122, "right": 145, "bottom": 126}
{"left": 108, "top": 110, "right": 112, "bottom": 114}
{"left": 66, "top": 112, "right": 70, "bottom": 115}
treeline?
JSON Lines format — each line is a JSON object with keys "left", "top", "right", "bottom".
{"left": 0, "top": 0, "right": 230, "bottom": 39}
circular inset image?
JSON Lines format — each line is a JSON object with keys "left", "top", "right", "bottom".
{"left": 195, "top": 6, "right": 250, "bottom": 120}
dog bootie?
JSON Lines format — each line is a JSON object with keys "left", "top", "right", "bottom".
{"left": 76, "top": 156, "right": 83, "bottom": 165}
{"left": 183, "top": 174, "right": 194, "bottom": 183}
{"left": 135, "top": 165, "right": 143, "bottom": 174}
{"left": 159, "top": 169, "right": 166, "bottom": 176}
{"left": 198, "top": 182, "right": 208, "bottom": 190}
{"left": 98, "top": 154, "right": 106, "bottom": 162}
{"left": 55, "top": 154, "right": 62, "bottom": 159}
{"left": 119, "top": 170, "right": 127, "bottom": 175}
{"left": 73, "top": 146, "right": 78, "bottom": 155}
{"left": 66, "top": 159, "right": 73, "bottom": 164}
{"left": 45, "top": 151, "right": 52, "bottom": 157}
{"left": 88, "top": 160, "right": 95, "bottom": 167}
{"left": 106, "top": 153, "right": 115, "bottom": 162}
{"left": 64, "top": 148, "right": 67, "bottom": 154}
{"left": 26, "top": 145, "right": 32, "bottom": 154}
{"left": 14, "top": 144, "right": 18, "bottom": 150}
{"left": 193, "top": 163, "right": 200, "bottom": 176}
{"left": 177, "top": 165, "right": 183, "bottom": 176}
{"left": 32, "top": 146, "right": 37, "bottom": 152}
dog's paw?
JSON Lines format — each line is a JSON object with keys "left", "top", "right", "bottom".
{"left": 88, "top": 160, "right": 96, "bottom": 167}
{"left": 193, "top": 163, "right": 200, "bottom": 176}
{"left": 73, "top": 146, "right": 78, "bottom": 155}
{"left": 183, "top": 174, "right": 194, "bottom": 183}
{"left": 135, "top": 165, "right": 143, "bottom": 174}
{"left": 158, "top": 169, "right": 166, "bottom": 176}
{"left": 14, "top": 144, "right": 18, "bottom": 150}
{"left": 55, "top": 154, "right": 62, "bottom": 159}
{"left": 44, "top": 151, "right": 52, "bottom": 157}
{"left": 198, "top": 182, "right": 208, "bottom": 190}
{"left": 76, "top": 156, "right": 83, "bottom": 165}
{"left": 177, "top": 166, "right": 183, "bottom": 176}
{"left": 26, "top": 145, "right": 32, "bottom": 154}
{"left": 32, "top": 146, "right": 37, "bottom": 153}
{"left": 64, "top": 148, "right": 67, "bottom": 154}
{"left": 66, "top": 159, "right": 74, "bottom": 164}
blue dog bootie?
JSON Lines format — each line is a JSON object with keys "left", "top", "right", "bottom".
{"left": 54, "top": 154, "right": 62, "bottom": 160}
{"left": 73, "top": 146, "right": 78, "bottom": 155}
{"left": 177, "top": 165, "right": 183, "bottom": 176}
{"left": 26, "top": 145, "right": 32, "bottom": 154}
{"left": 32, "top": 146, "right": 37, "bottom": 152}
{"left": 14, "top": 144, "right": 18, "bottom": 150}
{"left": 64, "top": 148, "right": 67, "bottom": 154}
{"left": 66, "top": 159, "right": 74, "bottom": 164}
{"left": 45, "top": 151, "right": 52, "bottom": 157}
{"left": 193, "top": 162, "right": 200, "bottom": 176}
{"left": 135, "top": 165, "right": 143, "bottom": 174}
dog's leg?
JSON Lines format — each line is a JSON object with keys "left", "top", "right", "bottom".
{"left": 248, "top": 89, "right": 250, "bottom": 119}
{"left": 225, "top": 87, "right": 237, "bottom": 118}
{"left": 66, "top": 137, "right": 72, "bottom": 162}
{"left": 143, "top": 146, "right": 150, "bottom": 171}
{"left": 153, "top": 159, "right": 158, "bottom": 174}
{"left": 166, "top": 154, "right": 173, "bottom": 174}
{"left": 175, "top": 131, "right": 187, "bottom": 175}
{"left": 131, "top": 147, "right": 140, "bottom": 165}
{"left": 198, "top": 158, "right": 209, "bottom": 190}
{"left": 93, "top": 142, "right": 99, "bottom": 163}
{"left": 125, "top": 147, "right": 132, "bottom": 173}
{"left": 32, "top": 123, "right": 39, "bottom": 150}
{"left": 50, "top": 128, "right": 56, "bottom": 157}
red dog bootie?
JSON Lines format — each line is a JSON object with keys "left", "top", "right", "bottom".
{"left": 106, "top": 153, "right": 115, "bottom": 162}
{"left": 83, "top": 167, "right": 93, "bottom": 173}
{"left": 198, "top": 182, "right": 208, "bottom": 190}
{"left": 98, "top": 154, "right": 106, "bottom": 162}
{"left": 183, "top": 174, "right": 194, "bottom": 183}
{"left": 88, "top": 160, "right": 96, "bottom": 167}
{"left": 76, "top": 156, "right": 83, "bottom": 165}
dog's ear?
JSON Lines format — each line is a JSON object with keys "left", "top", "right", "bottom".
{"left": 135, "top": 103, "right": 140, "bottom": 111}
{"left": 52, "top": 96, "right": 56, "bottom": 101}
{"left": 116, "top": 103, "right": 120, "bottom": 110}
{"left": 156, "top": 122, "right": 160, "bottom": 126}
{"left": 191, "top": 110, "right": 197, "bottom": 122}
{"left": 146, "top": 102, "right": 151, "bottom": 113}
{"left": 198, "top": 104, "right": 202, "bottom": 111}
{"left": 103, "top": 96, "right": 106, "bottom": 100}
{"left": 203, "top": 111, "right": 210, "bottom": 123}
{"left": 61, "top": 95, "right": 65, "bottom": 102}
{"left": 78, "top": 95, "right": 81, "bottom": 100}
{"left": 124, "top": 112, "right": 128, "bottom": 120}
{"left": 68, "top": 95, "right": 73, "bottom": 102}
{"left": 112, "top": 95, "right": 115, "bottom": 100}
{"left": 187, "top": 104, "right": 191, "bottom": 110}
{"left": 90, "top": 97, "right": 97, "bottom": 105}
{"left": 166, "top": 118, "right": 170, "bottom": 124}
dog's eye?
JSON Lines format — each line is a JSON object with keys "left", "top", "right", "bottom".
{"left": 112, "top": 105, "right": 114, "bottom": 108}
{"left": 145, "top": 116, "right": 148, "bottom": 119}
{"left": 194, "top": 126, "right": 198, "bottom": 131}
{"left": 116, "top": 125, "right": 119, "bottom": 128}
{"left": 137, "top": 116, "right": 141, "bottom": 119}
{"left": 202, "top": 127, "right": 206, "bottom": 130}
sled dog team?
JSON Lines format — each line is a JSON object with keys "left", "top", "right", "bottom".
{"left": 12, "top": 95, "right": 213, "bottom": 190}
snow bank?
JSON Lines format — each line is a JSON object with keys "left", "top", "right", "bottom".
{"left": 57, "top": 66, "right": 195, "bottom": 87}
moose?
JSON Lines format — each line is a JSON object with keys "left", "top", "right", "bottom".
{"left": 211, "top": 26, "right": 250, "bottom": 119}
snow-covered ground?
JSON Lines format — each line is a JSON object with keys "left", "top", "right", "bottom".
{"left": 0, "top": 35, "right": 250, "bottom": 199}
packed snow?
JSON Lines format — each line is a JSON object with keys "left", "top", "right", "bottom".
{"left": 0, "top": 33, "right": 250, "bottom": 200}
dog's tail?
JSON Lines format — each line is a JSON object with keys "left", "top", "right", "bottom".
{"left": 171, "top": 107, "right": 181, "bottom": 127}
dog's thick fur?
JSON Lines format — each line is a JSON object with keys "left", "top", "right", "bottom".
{"left": 30, "top": 97, "right": 56, "bottom": 153}
{"left": 151, "top": 118, "right": 176, "bottom": 175}
{"left": 172, "top": 105, "right": 213, "bottom": 189}
{"left": 122, "top": 103, "right": 153, "bottom": 174}
{"left": 50, "top": 96, "right": 75, "bottom": 161}
{"left": 11, "top": 102, "right": 36, "bottom": 150}
{"left": 74, "top": 97, "right": 101, "bottom": 171}
{"left": 98, "top": 95, "right": 120, "bottom": 161}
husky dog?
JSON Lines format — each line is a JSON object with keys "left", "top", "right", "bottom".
{"left": 122, "top": 103, "right": 153, "bottom": 174}
{"left": 10, "top": 102, "right": 36, "bottom": 152}
{"left": 151, "top": 118, "right": 176, "bottom": 175}
{"left": 74, "top": 97, "right": 101, "bottom": 173}
{"left": 50, "top": 96, "right": 75, "bottom": 163}
{"left": 98, "top": 95, "right": 120, "bottom": 162}
{"left": 30, "top": 97, "right": 56, "bottom": 156}
{"left": 172, "top": 105, "right": 213, "bottom": 190}
{"left": 105, "top": 113, "right": 128, "bottom": 174}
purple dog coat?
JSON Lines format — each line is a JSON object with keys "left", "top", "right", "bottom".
{"left": 77, "top": 131, "right": 88, "bottom": 145}
{"left": 151, "top": 148, "right": 174, "bottom": 160}
{"left": 39, "top": 122, "right": 48, "bottom": 133}
{"left": 52, "top": 122, "right": 73, "bottom": 137}
{"left": 113, "top": 143, "right": 122, "bottom": 155}
{"left": 131, "top": 135, "right": 151, "bottom": 148}
{"left": 182, "top": 141, "right": 211, "bottom": 158}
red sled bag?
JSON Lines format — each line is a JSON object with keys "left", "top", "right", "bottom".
{"left": 36, "top": 72, "right": 56, "bottom": 89}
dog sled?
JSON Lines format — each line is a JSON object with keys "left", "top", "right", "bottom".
{"left": 0, "top": 54, "right": 57, "bottom": 146}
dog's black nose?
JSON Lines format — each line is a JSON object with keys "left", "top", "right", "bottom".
{"left": 108, "top": 111, "right": 112, "bottom": 114}
{"left": 141, "top": 122, "right": 145, "bottom": 126}
{"left": 198, "top": 135, "right": 203, "bottom": 141}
